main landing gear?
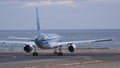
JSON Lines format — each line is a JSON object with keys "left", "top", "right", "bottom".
{"left": 54, "top": 48, "right": 58, "bottom": 54}
{"left": 54, "top": 46, "right": 63, "bottom": 56}
{"left": 33, "top": 46, "right": 38, "bottom": 56}
{"left": 33, "top": 52, "right": 38, "bottom": 56}
{"left": 32, "top": 45, "right": 63, "bottom": 56}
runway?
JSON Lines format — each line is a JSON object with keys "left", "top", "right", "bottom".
{"left": 0, "top": 49, "right": 120, "bottom": 68}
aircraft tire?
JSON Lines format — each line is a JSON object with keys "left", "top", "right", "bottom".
{"left": 54, "top": 52, "right": 58, "bottom": 54}
{"left": 33, "top": 52, "right": 38, "bottom": 56}
{"left": 58, "top": 52, "right": 63, "bottom": 56}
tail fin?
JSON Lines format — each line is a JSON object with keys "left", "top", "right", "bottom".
{"left": 35, "top": 7, "right": 41, "bottom": 40}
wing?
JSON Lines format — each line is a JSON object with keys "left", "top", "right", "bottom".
{"left": 0, "top": 40, "right": 35, "bottom": 45}
{"left": 8, "top": 36, "right": 35, "bottom": 41}
{"left": 0, "top": 36, "right": 35, "bottom": 45}
{"left": 54, "top": 38, "right": 113, "bottom": 47}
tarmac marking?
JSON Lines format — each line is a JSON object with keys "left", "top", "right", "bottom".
{"left": 58, "top": 60, "right": 103, "bottom": 66}
{"left": 0, "top": 56, "right": 92, "bottom": 65}
{"left": 0, "top": 58, "right": 58, "bottom": 65}
{"left": 24, "top": 60, "right": 103, "bottom": 68}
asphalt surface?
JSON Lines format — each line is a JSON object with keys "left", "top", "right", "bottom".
{"left": 0, "top": 50, "right": 120, "bottom": 68}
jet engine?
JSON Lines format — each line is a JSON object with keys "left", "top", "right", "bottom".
{"left": 24, "top": 44, "right": 33, "bottom": 53}
{"left": 67, "top": 43, "right": 76, "bottom": 52}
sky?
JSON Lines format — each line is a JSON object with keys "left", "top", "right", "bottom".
{"left": 0, "top": 0, "right": 120, "bottom": 30}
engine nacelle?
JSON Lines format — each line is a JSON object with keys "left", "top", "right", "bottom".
{"left": 24, "top": 44, "right": 33, "bottom": 53}
{"left": 67, "top": 43, "right": 76, "bottom": 52}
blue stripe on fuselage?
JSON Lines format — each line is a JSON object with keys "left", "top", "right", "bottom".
{"left": 35, "top": 39, "right": 52, "bottom": 49}
{"left": 42, "top": 40, "right": 49, "bottom": 44}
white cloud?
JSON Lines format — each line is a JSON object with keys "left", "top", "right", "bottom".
{"left": 86, "top": 0, "right": 120, "bottom": 3}
{"left": 0, "top": 0, "right": 120, "bottom": 7}
{"left": 24, "top": 0, "right": 76, "bottom": 7}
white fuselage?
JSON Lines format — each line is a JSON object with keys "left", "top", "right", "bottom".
{"left": 35, "top": 34, "right": 61, "bottom": 49}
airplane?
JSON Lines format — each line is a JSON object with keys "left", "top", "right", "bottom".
{"left": 0, "top": 7, "right": 113, "bottom": 56}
